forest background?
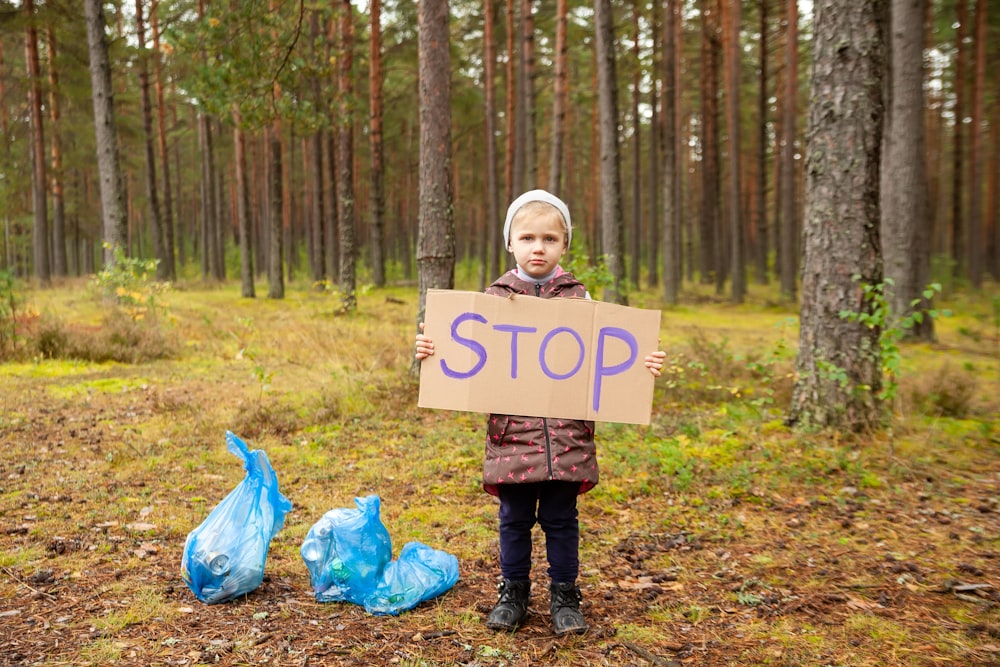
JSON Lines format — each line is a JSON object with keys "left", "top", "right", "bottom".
{"left": 0, "top": 0, "right": 999, "bottom": 665}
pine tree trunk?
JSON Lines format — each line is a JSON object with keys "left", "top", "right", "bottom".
{"left": 151, "top": 0, "right": 175, "bottom": 280}
{"left": 522, "top": 0, "right": 537, "bottom": 188}
{"left": 135, "top": 0, "right": 166, "bottom": 281}
{"left": 267, "top": 130, "right": 284, "bottom": 299}
{"left": 84, "top": 0, "right": 127, "bottom": 267}
{"left": 951, "top": 0, "right": 967, "bottom": 275}
{"left": 485, "top": 0, "right": 502, "bottom": 279}
{"left": 46, "top": 27, "right": 67, "bottom": 277}
{"left": 789, "top": 0, "right": 885, "bottom": 431}
{"left": 881, "top": 0, "right": 933, "bottom": 339}
{"left": 233, "top": 115, "right": 255, "bottom": 298}
{"left": 24, "top": 0, "right": 50, "bottom": 284}
{"left": 629, "top": 0, "right": 642, "bottom": 289}
{"left": 778, "top": 0, "right": 799, "bottom": 300}
{"left": 699, "top": 0, "right": 721, "bottom": 288}
{"left": 416, "top": 0, "right": 455, "bottom": 373}
{"left": 754, "top": 0, "right": 769, "bottom": 285}
{"left": 595, "top": 0, "right": 627, "bottom": 304}
{"left": 724, "top": 0, "right": 745, "bottom": 302}
{"left": 338, "top": 0, "right": 357, "bottom": 312}
{"left": 966, "top": 0, "right": 986, "bottom": 287}
{"left": 662, "top": 0, "right": 682, "bottom": 302}
{"left": 369, "top": 0, "right": 386, "bottom": 288}
{"left": 548, "top": 0, "right": 567, "bottom": 199}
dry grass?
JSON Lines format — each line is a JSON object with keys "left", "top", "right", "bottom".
{"left": 0, "top": 277, "right": 997, "bottom": 666}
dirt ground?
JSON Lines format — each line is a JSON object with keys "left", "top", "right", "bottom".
{"left": 1, "top": 302, "right": 999, "bottom": 667}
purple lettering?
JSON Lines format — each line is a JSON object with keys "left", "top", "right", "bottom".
{"left": 493, "top": 324, "right": 537, "bottom": 378}
{"left": 441, "top": 312, "right": 488, "bottom": 379}
{"left": 539, "top": 327, "right": 585, "bottom": 380}
{"left": 593, "top": 327, "right": 638, "bottom": 412}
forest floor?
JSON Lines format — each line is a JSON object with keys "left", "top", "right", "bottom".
{"left": 0, "top": 279, "right": 998, "bottom": 666}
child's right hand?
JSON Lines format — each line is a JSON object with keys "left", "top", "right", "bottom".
{"left": 415, "top": 322, "right": 435, "bottom": 360}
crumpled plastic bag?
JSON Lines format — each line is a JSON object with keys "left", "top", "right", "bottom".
{"left": 181, "top": 431, "right": 292, "bottom": 604}
{"left": 301, "top": 495, "right": 459, "bottom": 614}
{"left": 364, "top": 541, "right": 460, "bottom": 616}
{"left": 300, "top": 495, "right": 392, "bottom": 604}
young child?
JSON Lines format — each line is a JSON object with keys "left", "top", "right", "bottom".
{"left": 415, "top": 189, "right": 665, "bottom": 635}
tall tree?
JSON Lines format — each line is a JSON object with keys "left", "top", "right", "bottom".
{"left": 135, "top": 0, "right": 167, "bottom": 281}
{"left": 881, "top": 0, "right": 933, "bottom": 339}
{"left": 966, "top": 0, "right": 986, "bottom": 287}
{"left": 699, "top": 0, "right": 721, "bottom": 288}
{"left": 233, "top": 112, "right": 255, "bottom": 298}
{"left": 485, "top": 0, "right": 502, "bottom": 280}
{"left": 777, "top": 0, "right": 798, "bottom": 300}
{"left": 754, "top": 0, "right": 770, "bottom": 284}
{"left": 267, "top": 132, "right": 284, "bottom": 298}
{"left": 369, "top": 0, "right": 386, "bottom": 288}
{"left": 629, "top": 0, "right": 642, "bottom": 288}
{"left": 85, "top": 0, "right": 127, "bottom": 268}
{"left": 46, "top": 26, "right": 67, "bottom": 277}
{"left": 951, "top": 0, "right": 968, "bottom": 275}
{"left": 788, "top": 0, "right": 885, "bottom": 431}
{"left": 24, "top": 0, "right": 49, "bottom": 284}
{"left": 416, "top": 0, "right": 455, "bottom": 372}
{"left": 337, "top": 0, "right": 357, "bottom": 311}
{"left": 595, "top": 0, "right": 627, "bottom": 304}
{"left": 661, "top": 0, "right": 681, "bottom": 304}
{"left": 724, "top": 0, "right": 744, "bottom": 302}
{"left": 151, "top": 0, "right": 176, "bottom": 280}
{"left": 547, "top": 0, "right": 568, "bottom": 198}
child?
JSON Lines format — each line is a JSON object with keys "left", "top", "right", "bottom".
{"left": 415, "top": 189, "right": 666, "bottom": 635}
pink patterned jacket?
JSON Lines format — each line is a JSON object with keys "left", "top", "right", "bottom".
{"left": 481, "top": 269, "right": 598, "bottom": 497}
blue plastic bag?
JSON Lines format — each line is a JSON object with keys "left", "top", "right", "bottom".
{"left": 364, "top": 542, "right": 460, "bottom": 616}
{"left": 301, "top": 495, "right": 459, "bottom": 614}
{"left": 300, "top": 495, "right": 392, "bottom": 604}
{"left": 181, "top": 431, "right": 292, "bottom": 604}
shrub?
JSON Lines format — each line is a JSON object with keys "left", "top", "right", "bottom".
{"left": 907, "top": 363, "right": 978, "bottom": 419}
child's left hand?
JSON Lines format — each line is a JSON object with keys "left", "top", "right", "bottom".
{"left": 644, "top": 350, "right": 666, "bottom": 377}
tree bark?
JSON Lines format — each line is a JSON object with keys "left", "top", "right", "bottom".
{"left": 485, "top": 0, "right": 502, "bottom": 279}
{"left": 85, "top": 0, "right": 125, "bottom": 268}
{"left": 778, "top": 0, "right": 799, "bottom": 300}
{"left": 789, "top": 0, "right": 885, "bottom": 431}
{"left": 46, "top": 27, "right": 67, "bottom": 277}
{"left": 369, "top": 0, "right": 386, "bottom": 288}
{"left": 338, "top": 0, "right": 357, "bottom": 312}
{"left": 135, "top": 0, "right": 167, "bottom": 281}
{"left": 754, "top": 0, "right": 769, "bottom": 285}
{"left": 151, "top": 0, "right": 176, "bottom": 280}
{"left": 699, "top": 0, "right": 721, "bottom": 288}
{"left": 661, "top": 0, "right": 681, "bottom": 303}
{"left": 24, "top": 0, "right": 50, "bottom": 284}
{"left": 416, "top": 0, "right": 456, "bottom": 373}
{"left": 548, "top": 0, "right": 568, "bottom": 200}
{"left": 951, "top": 0, "right": 967, "bottom": 276}
{"left": 881, "top": 0, "right": 932, "bottom": 339}
{"left": 966, "top": 0, "right": 986, "bottom": 287}
{"left": 724, "top": 0, "right": 744, "bottom": 302}
{"left": 629, "top": 0, "right": 642, "bottom": 289}
{"left": 267, "top": 131, "right": 284, "bottom": 299}
{"left": 595, "top": 0, "right": 627, "bottom": 304}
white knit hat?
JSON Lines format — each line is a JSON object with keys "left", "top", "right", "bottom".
{"left": 502, "top": 189, "right": 572, "bottom": 249}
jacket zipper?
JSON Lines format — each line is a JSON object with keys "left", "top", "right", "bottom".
{"left": 535, "top": 282, "right": 555, "bottom": 480}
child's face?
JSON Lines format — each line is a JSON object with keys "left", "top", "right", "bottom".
{"left": 507, "top": 206, "right": 568, "bottom": 279}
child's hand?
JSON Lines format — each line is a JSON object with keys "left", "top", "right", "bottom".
{"left": 644, "top": 350, "right": 666, "bottom": 377}
{"left": 415, "top": 322, "right": 435, "bottom": 361}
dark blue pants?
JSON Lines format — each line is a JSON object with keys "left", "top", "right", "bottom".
{"left": 497, "top": 481, "right": 581, "bottom": 584}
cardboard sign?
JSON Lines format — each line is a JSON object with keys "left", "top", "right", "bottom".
{"left": 418, "top": 289, "right": 662, "bottom": 424}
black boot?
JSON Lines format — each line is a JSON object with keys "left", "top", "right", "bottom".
{"left": 550, "top": 581, "right": 588, "bottom": 635}
{"left": 486, "top": 579, "right": 530, "bottom": 631}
